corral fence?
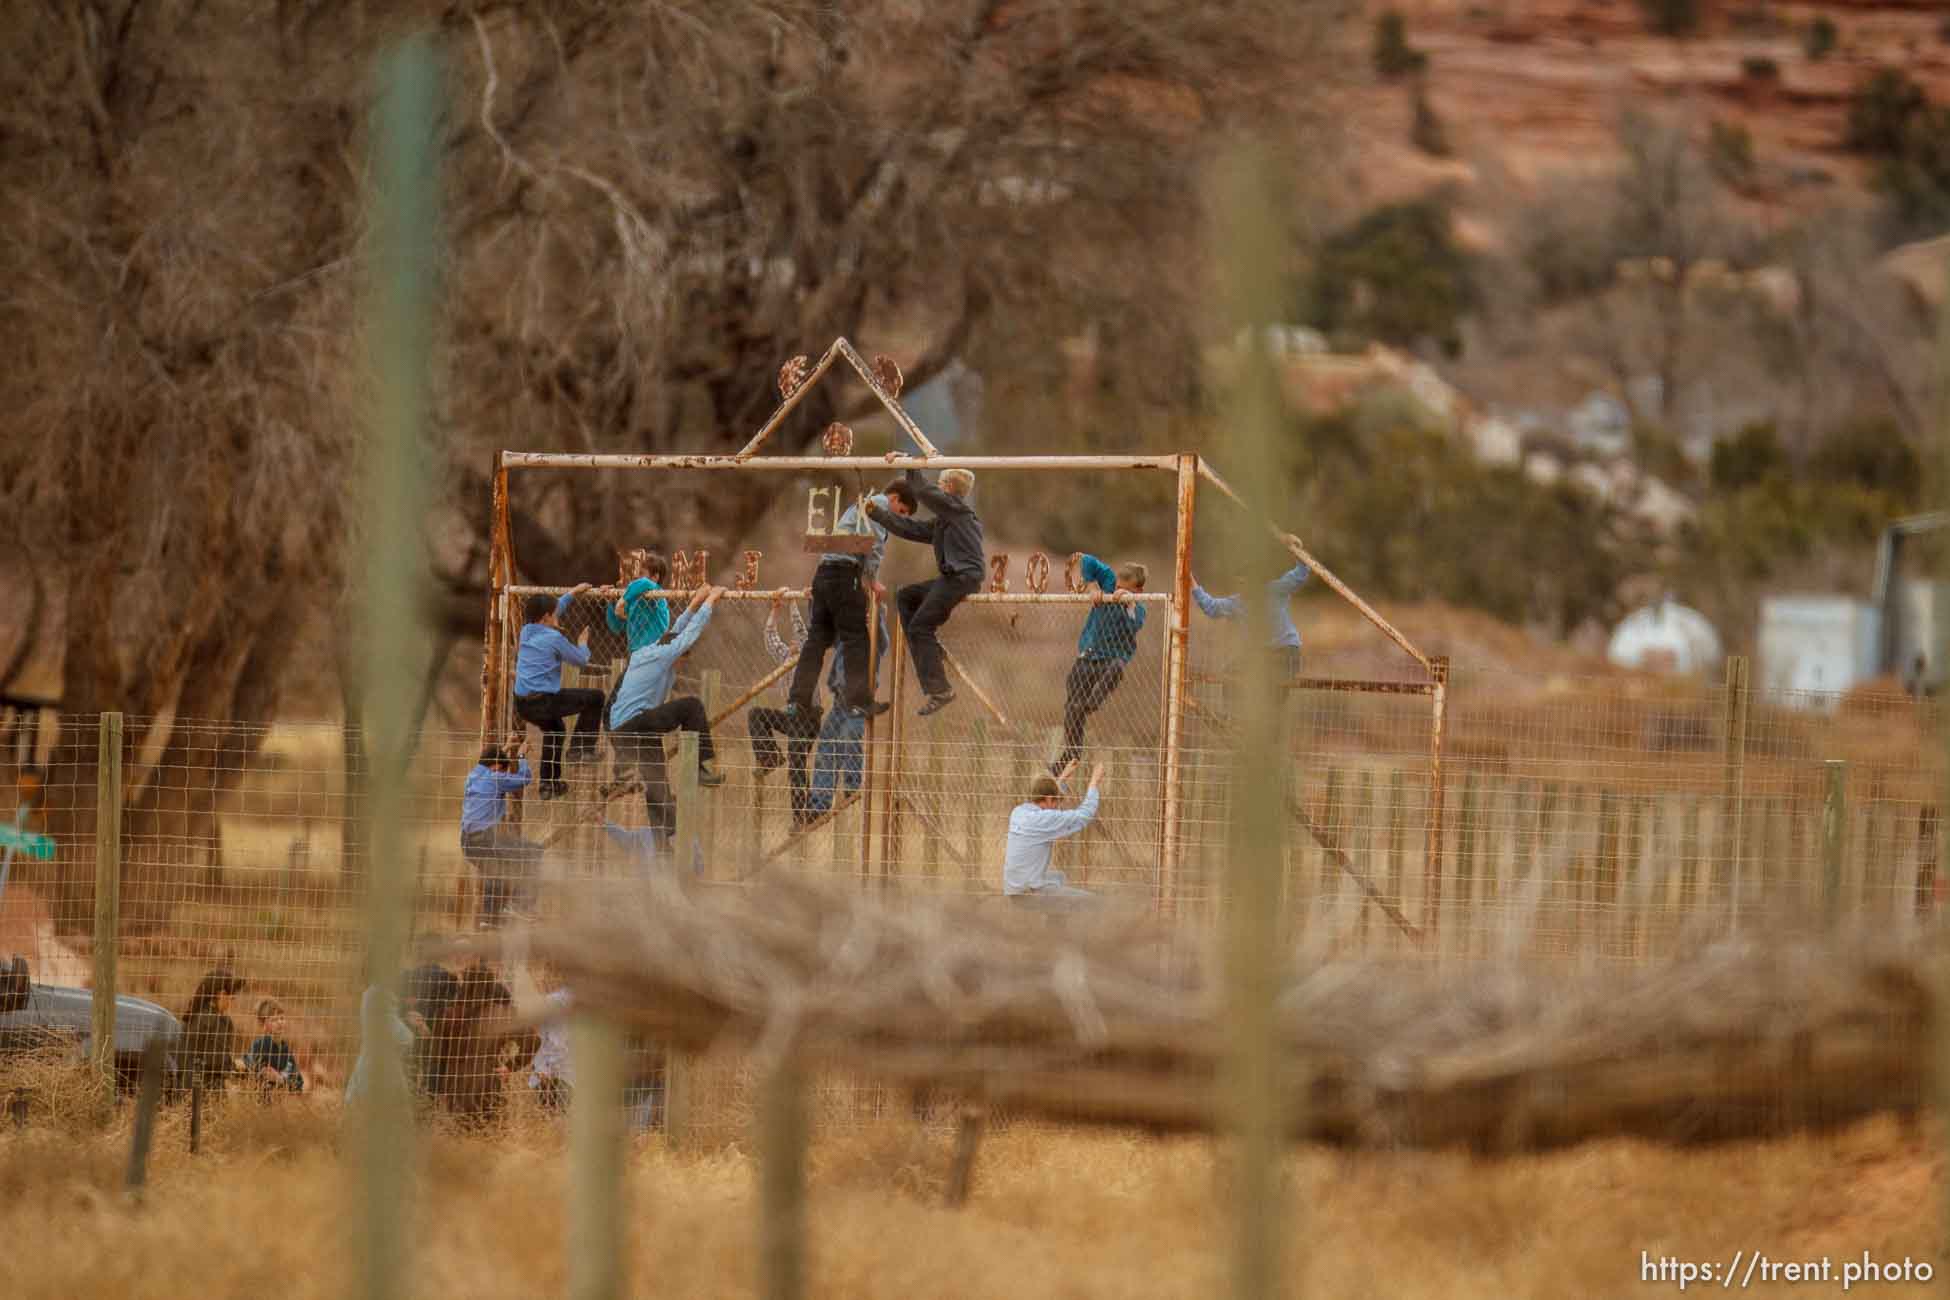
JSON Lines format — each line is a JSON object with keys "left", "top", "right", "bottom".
{"left": 0, "top": 660, "right": 1938, "bottom": 1138}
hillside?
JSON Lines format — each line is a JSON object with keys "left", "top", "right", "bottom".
{"left": 1350, "top": 1, "right": 1950, "bottom": 232}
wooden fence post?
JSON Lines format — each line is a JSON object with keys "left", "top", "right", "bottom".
{"left": 1386, "top": 768, "right": 1407, "bottom": 942}
{"left": 666, "top": 730, "right": 700, "bottom": 1145}
{"left": 1455, "top": 771, "right": 1477, "bottom": 956}
{"left": 1354, "top": 770, "right": 1375, "bottom": 945}
{"left": 92, "top": 711, "right": 123, "bottom": 1086}
{"left": 966, "top": 718, "right": 990, "bottom": 885}
{"left": 569, "top": 1014, "right": 628, "bottom": 1300}
{"left": 1717, "top": 656, "right": 1750, "bottom": 905}
{"left": 758, "top": 1061, "right": 808, "bottom": 1300}
{"left": 1822, "top": 760, "right": 1847, "bottom": 928}
{"left": 674, "top": 730, "right": 701, "bottom": 875}
{"left": 700, "top": 670, "right": 724, "bottom": 881}
{"left": 1596, "top": 792, "right": 1619, "bottom": 956}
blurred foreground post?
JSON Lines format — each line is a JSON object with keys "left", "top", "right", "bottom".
{"left": 358, "top": 36, "right": 441, "bottom": 1300}
{"left": 123, "top": 1036, "right": 165, "bottom": 1204}
{"left": 1934, "top": 245, "right": 1950, "bottom": 1271}
{"left": 1212, "top": 142, "right": 1296, "bottom": 1300}
{"left": 758, "top": 1060, "right": 808, "bottom": 1300}
{"left": 91, "top": 711, "right": 122, "bottom": 1085}
{"left": 569, "top": 1014, "right": 628, "bottom": 1300}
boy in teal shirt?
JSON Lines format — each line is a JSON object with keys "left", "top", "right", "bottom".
{"left": 606, "top": 549, "right": 672, "bottom": 653}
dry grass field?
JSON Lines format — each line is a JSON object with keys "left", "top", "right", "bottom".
{"left": 0, "top": 1072, "right": 1939, "bottom": 1299}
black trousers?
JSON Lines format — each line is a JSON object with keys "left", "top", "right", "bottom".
{"left": 896, "top": 574, "right": 980, "bottom": 699}
{"left": 789, "top": 563, "right": 873, "bottom": 711}
{"left": 611, "top": 697, "right": 714, "bottom": 834}
{"left": 514, "top": 688, "right": 605, "bottom": 786}
{"left": 1056, "top": 657, "right": 1125, "bottom": 773}
{"left": 749, "top": 705, "right": 821, "bottom": 820}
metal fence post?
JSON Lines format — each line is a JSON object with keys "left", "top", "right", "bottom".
{"left": 1822, "top": 759, "right": 1847, "bottom": 927}
{"left": 1158, "top": 452, "right": 1197, "bottom": 915}
{"left": 91, "top": 711, "right": 123, "bottom": 1086}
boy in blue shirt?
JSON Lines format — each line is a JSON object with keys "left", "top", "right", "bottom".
{"left": 1191, "top": 547, "right": 1312, "bottom": 680}
{"left": 610, "top": 585, "right": 728, "bottom": 836}
{"left": 1052, "top": 554, "right": 1148, "bottom": 775}
{"left": 460, "top": 735, "right": 545, "bottom": 925}
{"left": 513, "top": 584, "right": 601, "bottom": 799}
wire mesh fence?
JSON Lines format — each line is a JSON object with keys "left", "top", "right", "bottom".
{"left": 0, "top": 655, "right": 1940, "bottom": 1140}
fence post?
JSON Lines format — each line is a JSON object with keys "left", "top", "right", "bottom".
{"left": 92, "top": 711, "right": 123, "bottom": 1086}
{"left": 880, "top": 618, "right": 908, "bottom": 890}
{"left": 1822, "top": 760, "right": 1847, "bottom": 927}
{"left": 674, "top": 730, "right": 700, "bottom": 874}
{"left": 665, "top": 730, "right": 700, "bottom": 1146}
{"left": 569, "top": 1014, "right": 627, "bottom": 1300}
{"left": 700, "top": 670, "right": 724, "bottom": 881}
{"left": 1211, "top": 146, "right": 1292, "bottom": 1300}
{"left": 1423, "top": 656, "right": 1450, "bottom": 943}
{"left": 1717, "top": 655, "right": 1750, "bottom": 906}
{"left": 1455, "top": 771, "right": 1477, "bottom": 957}
{"left": 1353, "top": 770, "right": 1375, "bottom": 945}
{"left": 1157, "top": 452, "right": 1198, "bottom": 916}
{"left": 963, "top": 717, "right": 990, "bottom": 888}
{"left": 758, "top": 1060, "right": 808, "bottom": 1300}
{"left": 1386, "top": 768, "right": 1407, "bottom": 942}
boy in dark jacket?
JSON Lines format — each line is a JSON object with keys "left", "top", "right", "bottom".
{"left": 244, "top": 997, "right": 305, "bottom": 1092}
{"left": 869, "top": 465, "right": 985, "bottom": 716}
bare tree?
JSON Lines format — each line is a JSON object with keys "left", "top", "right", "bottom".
{"left": 1570, "top": 109, "right": 1756, "bottom": 431}
{"left": 0, "top": 1, "right": 1344, "bottom": 923}
{"left": 432, "top": 0, "right": 1340, "bottom": 595}
{"left": 0, "top": 2, "right": 375, "bottom": 924}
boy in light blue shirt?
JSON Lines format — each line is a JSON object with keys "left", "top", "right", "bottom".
{"left": 1003, "top": 765, "right": 1104, "bottom": 909}
{"left": 513, "top": 584, "right": 601, "bottom": 799}
{"left": 1191, "top": 548, "right": 1312, "bottom": 679}
{"left": 610, "top": 585, "right": 728, "bottom": 836}
{"left": 460, "top": 735, "right": 544, "bottom": 926}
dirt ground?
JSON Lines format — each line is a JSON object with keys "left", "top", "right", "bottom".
{"left": 0, "top": 1084, "right": 1939, "bottom": 1299}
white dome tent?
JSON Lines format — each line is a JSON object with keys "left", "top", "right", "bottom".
{"left": 1607, "top": 597, "right": 1723, "bottom": 677}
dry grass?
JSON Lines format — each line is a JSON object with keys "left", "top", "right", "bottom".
{"left": 0, "top": 1093, "right": 1938, "bottom": 1299}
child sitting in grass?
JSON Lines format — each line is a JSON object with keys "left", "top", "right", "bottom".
{"left": 243, "top": 997, "right": 305, "bottom": 1092}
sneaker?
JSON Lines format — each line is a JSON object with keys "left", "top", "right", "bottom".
{"left": 697, "top": 763, "right": 726, "bottom": 788}
{"left": 854, "top": 700, "right": 891, "bottom": 719}
{"left": 917, "top": 691, "right": 956, "bottom": 717}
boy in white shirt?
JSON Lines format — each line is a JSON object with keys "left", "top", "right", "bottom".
{"left": 1002, "top": 764, "right": 1104, "bottom": 908}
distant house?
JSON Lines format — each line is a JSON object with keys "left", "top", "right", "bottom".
{"left": 1607, "top": 598, "right": 1722, "bottom": 677}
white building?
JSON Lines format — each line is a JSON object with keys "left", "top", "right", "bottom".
{"left": 1606, "top": 598, "right": 1723, "bottom": 677}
